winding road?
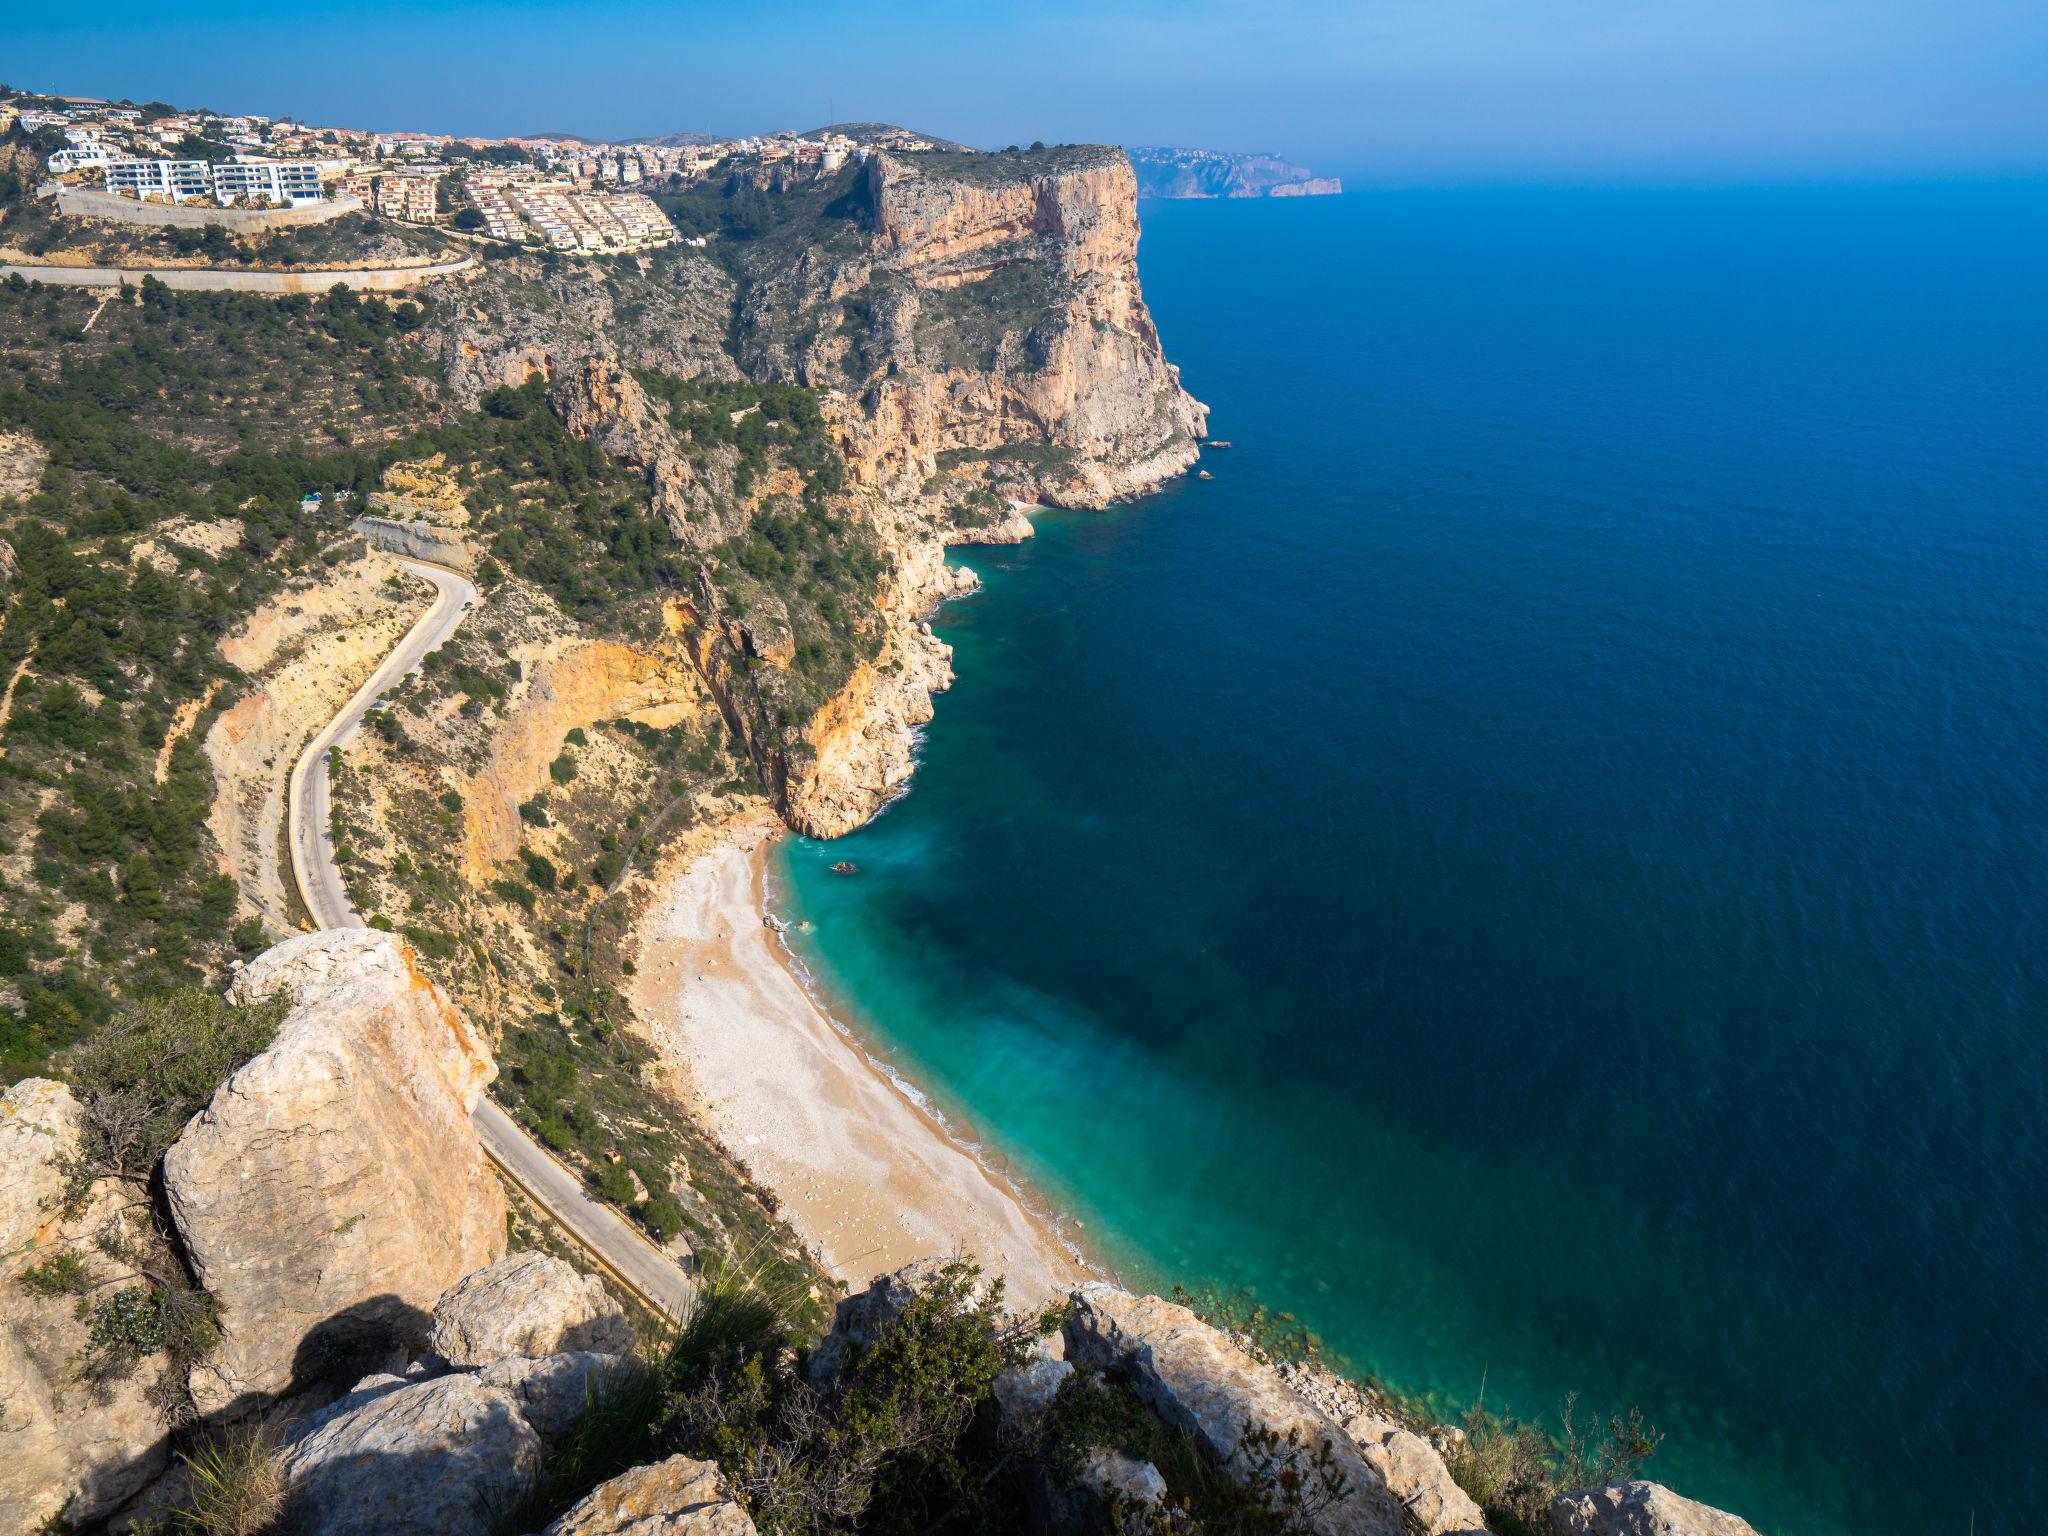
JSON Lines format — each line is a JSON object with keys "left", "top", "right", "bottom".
{"left": 287, "top": 555, "right": 695, "bottom": 1318}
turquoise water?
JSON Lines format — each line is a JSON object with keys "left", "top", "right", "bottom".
{"left": 772, "top": 186, "right": 2048, "bottom": 1535}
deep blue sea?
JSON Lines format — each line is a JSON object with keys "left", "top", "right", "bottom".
{"left": 773, "top": 185, "right": 2048, "bottom": 1535}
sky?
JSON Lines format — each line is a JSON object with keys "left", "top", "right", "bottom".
{"left": 7, "top": 0, "right": 2046, "bottom": 183}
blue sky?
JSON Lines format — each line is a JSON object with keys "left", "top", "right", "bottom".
{"left": 8, "top": 0, "right": 2045, "bottom": 181}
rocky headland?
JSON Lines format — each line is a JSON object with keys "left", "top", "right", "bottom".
{"left": 0, "top": 134, "right": 1762, "bottom": 1536}
{"left": 1127, "top": 146, "right": 1344, "bottom": 200}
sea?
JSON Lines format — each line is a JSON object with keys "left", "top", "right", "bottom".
{"left": 769, "top": 183, "right": 2048, "bottom": 1535}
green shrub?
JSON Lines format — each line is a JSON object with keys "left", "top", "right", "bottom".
{"left": 16, "top": 1248, "right": 92, "bottom": 1298}
{"left": 492, "top": 878, "right": 536, "bottom": 911}
{"left": 640, "top": 1195, "right": 685, "bottom": 1243}
{"left": 595, "top": 1159, "right": 636, "bottom": 1205}
{"left": 166, "top": 1423, "right": 285, "bottom": 1536}
{"left": 80, "top": 1278, "right": 221, "bottom": 1388}
{"left": 62, "top": 987, "right": 288, "bottom": 1198}
{"left": 521, "top": 850, "right": 559, "bottom": 893}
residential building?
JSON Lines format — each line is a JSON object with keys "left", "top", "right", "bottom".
{"left": 376, "top": 173, "right": 442, "bottom": 223}
{"left": 104, "top": 158, "right": 211, "bottom": 203}
{"left": 212, "top": 159, "right": 322, "bottom": 206}
{"left": 101, "top": 157, "right": 323, "bottom": 207}
{"left": 48, "top": 142, "right": 113, "bottom": 174}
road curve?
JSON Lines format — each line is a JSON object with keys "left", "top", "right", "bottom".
{"left": 286, "top": 556, "right": 695, "bottom": 1319}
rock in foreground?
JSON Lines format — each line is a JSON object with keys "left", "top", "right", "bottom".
{"left": 0, "top": 1080, "right": 168, "bottom": 1533}
{"left": 279, "top": 1372, "right": 540, "bottom": 1536}
{"left": 1066, "top": 1284, "right": 1477, "bottom": 1536}
{"left": 541, "top": 1453, "right": 758, "bottom": 1535}
{"left": 430, "top": 1251, "right": 635, "bottom": 1367}
{"left": 164, "top": 930, "right": 507, "bottom": 1415}
{"left": 1551, "top": 1480, "right": 1762, "bottom": 1536}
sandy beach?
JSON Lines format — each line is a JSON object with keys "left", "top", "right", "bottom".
{"left": 628, "top": 817, "right": 1087, "bottom": 1307}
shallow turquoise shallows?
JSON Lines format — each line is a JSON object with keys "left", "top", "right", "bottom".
{"left": 773, "top": 184, "right": 2048, "bottom": 1536}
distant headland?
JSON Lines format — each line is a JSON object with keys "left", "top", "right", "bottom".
{"left": 1127, "top": 144, "right": 1342, "bottom": 199}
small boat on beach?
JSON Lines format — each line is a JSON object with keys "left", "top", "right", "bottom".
{"left": 1203, "top": 439, "right": 1233, "bottom": 449}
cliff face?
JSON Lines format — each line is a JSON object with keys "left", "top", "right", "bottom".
{"left": 745, "top": 147, "right": 1208, "bottom": 512}
{"left": 504, "top": 149, "right": 1203, "bottom": 838}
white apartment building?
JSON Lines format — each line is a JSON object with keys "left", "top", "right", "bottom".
{"left": 213, "top": 159, "right": 322, "bottom": 205}
{"left": 104, "top": 158, "right": 211, "bottom": 203}
{"left": 102, "top": 157, "right": 323, "bottom": 207}
{"left": 48, "top": 141, "right": 113, "bottom": 174}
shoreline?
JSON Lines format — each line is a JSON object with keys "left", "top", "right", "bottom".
{"left": 626, "top": 813, "right": 1093, "bottom": 1307}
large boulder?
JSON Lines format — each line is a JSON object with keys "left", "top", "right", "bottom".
{"left": 1551, "top": 1481, "right": 1761, "bottom": 1536}
{"left": 430, "top": 1252, "right": 634, "bottom": 1367}
{"left": 480, "top": 1351, "right": 635, "bottom": 1442}
{"left": 0, "top": 1080, "right": 169, "bottom": 1534}
{"left": 541, "top": 1453, "right": 757, "bottom": 1536}
{"left": 1066, "top": 1286, "right": 1448, "bottom": 1536}
{"left": 163, "top": 930, "right": 507, "bottom": 1415}
{"left": 278, "top": 1371, "right": 541, "bottom": 1536}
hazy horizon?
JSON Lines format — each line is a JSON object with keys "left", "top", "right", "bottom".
{"left": 10, "top": 0, "right": 2047, "bottom": 185}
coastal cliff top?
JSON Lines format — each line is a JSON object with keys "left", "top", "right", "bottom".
{"left": 888, "top": 142, "right": 1128, "bottom": 187}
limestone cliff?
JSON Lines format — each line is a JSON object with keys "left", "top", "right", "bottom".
{"left": 536, "top": 146, "right": 1206, "bottom": 839}
{"left": 744, "top": 146, "right": 1208, "bottom": 511}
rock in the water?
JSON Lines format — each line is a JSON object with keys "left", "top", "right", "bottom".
{"left": 541, "top": 1453, "right": 757, "bottom": 1535}
{"left": 1065, "top": 1286, "right": 1414, "bottom": 1536}
{"left": 480, "top": 1351, "right": 634, "bottom": 1443}
{"left": 0, "top": 1080, "right": 169, "bottom": 1534}
{"left": 163, "top": 930, "right": 506, "bottom": 1416}
{"left": 431, "top": 1252, "right": 634, "bottom": 1367}
{"left": 278, "top": 1371, "right": 540, "bottom": 1536}
{"left": 1551, "top": 1481, "right": 1761, "bottom": 1536}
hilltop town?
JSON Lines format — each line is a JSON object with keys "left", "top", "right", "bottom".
{"left": 4, "top": 85, "right": 948, "bottom": 255}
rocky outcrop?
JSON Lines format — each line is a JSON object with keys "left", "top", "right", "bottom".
{"left": 534, "top": 148, "right": 1201, "bottom": 843}
{"left": 351, "top": 513, "right": 478, "bottom": 571}
{"left": 264, "top": 1249, "right": 636, "bottom": 1535}
{"left": 430, "top": 1252, "right": 634, "bottom": 1367}
{"left": 1066, "top": 1285, "right": 1481, "bottom": 1536}
{"left": 0, "top": 1081, "right": 168, "bottom": 1535}
{"left": 541, "top": 1454, "right": 758, "bottom": 1536}
{"left": 479, "top": 1351, "right": 635, "bottom": 1443}
{"left": 817, "top": 148, "right": 1207, "bottom": 512}
{"left": 278, "top": 1371, "right": 541, "bottom": 1536}
{"left": 1550, "top": 1482, "right": 1761, "bottom": 1536}
{"left": 1274, "top": 1356, "right": 1493, "bottom": 1536}
{"left": 425, "top": 256, "right": 740, "bottom": 412}
{"left": 453, "top": 620, "right": 708, "bottom": 886}
{"left": 163, "top": 930, "right": 506, "bottom": 1415}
